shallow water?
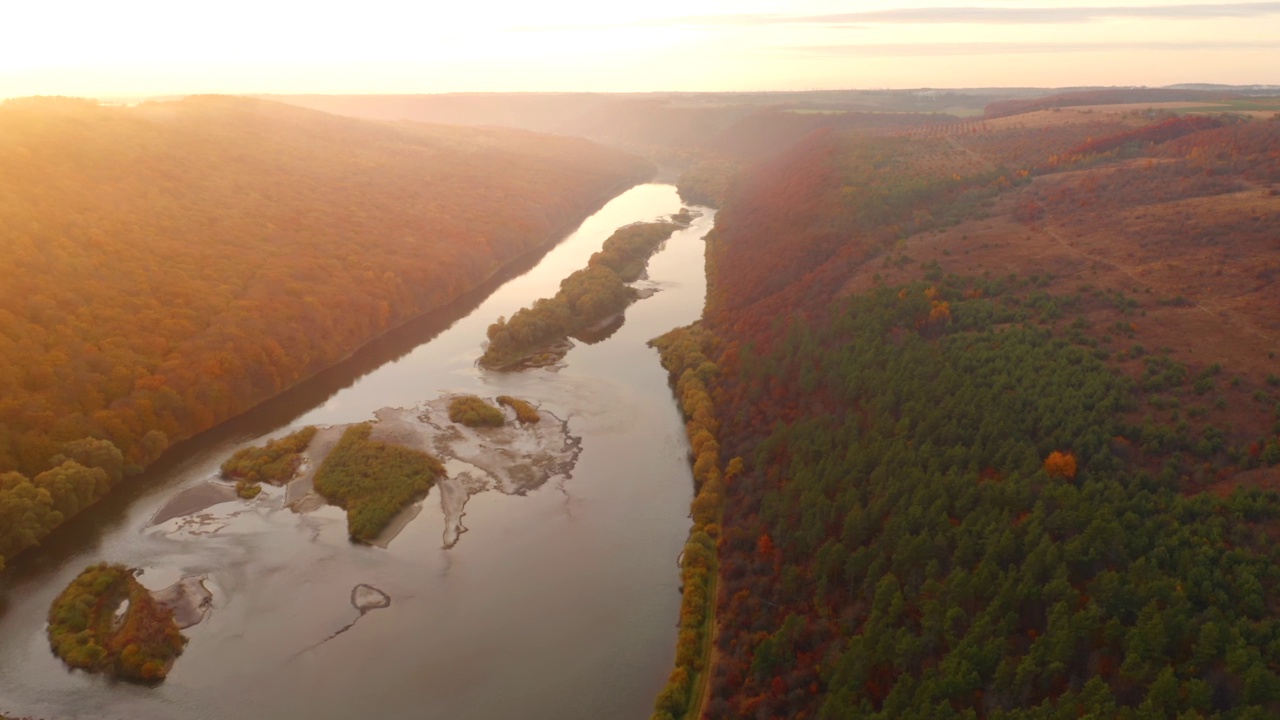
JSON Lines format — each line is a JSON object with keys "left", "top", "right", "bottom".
{"left": 0, "top": 184, "right": 710, "bottom": 720}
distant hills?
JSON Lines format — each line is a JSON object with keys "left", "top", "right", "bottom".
{"left": 263, "top": 85, "right": 1280, "bottom": 168}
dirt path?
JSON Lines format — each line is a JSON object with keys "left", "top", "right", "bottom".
{"left": 684, "top": 569, "right": 719, "bottom": 720}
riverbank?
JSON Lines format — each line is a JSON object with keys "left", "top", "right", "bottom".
{"left": 648, "top": 324, "right": 733, "bottom": 720}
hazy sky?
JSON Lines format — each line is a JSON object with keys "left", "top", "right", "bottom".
{"left": 1, "top": 0, "right": 1277, "bottom": 98}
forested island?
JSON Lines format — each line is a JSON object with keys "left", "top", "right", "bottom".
{"left": 46, "top": 563, "right": 187, "bottom": 681}
{"left": 480, "top": 220, "right": 681, "bottom": 368}
{"left": 647, "top": 94, "right": 1280, "bottom": 718}
{"left": 0, "top": 95, "right": 650, "bottom": 569}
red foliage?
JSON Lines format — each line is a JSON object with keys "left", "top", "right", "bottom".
{"left": 757, "top": 533, "right": 776, "bottom": 557}
{"left": 1063, "top": 116, "right": 1223, "bottom": 158}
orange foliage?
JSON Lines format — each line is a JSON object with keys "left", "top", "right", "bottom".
{"left": 0, "top": 96, "right": 646, "bottom": 478}
{"left": 928, "top": 300, "right": 952, "bottom": 325}
{"left": 1043, "top": 451, "right": 1078, "bottom": 479}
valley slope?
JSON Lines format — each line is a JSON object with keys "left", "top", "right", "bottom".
{"left": 671, "top": 103, "right": 1280, "bottom": 718}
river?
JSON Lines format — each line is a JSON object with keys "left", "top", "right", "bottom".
{"left": 0, "top": 184, "right": 710, "bottom": 720}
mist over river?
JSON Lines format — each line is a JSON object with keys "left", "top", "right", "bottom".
{"left": 0, "top": 184, "right": 711, "bottom": 720}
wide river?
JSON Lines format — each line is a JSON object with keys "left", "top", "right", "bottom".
{"left": 0, "top": 184, "right": 710, "bottom": 720}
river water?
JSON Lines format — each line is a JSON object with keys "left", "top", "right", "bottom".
{"left": 0, "top": 184, "right": 710, "bottom": 720}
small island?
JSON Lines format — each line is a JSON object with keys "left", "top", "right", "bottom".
{"left": 220, "top": 426, "right": 317, "bottom": 498}
{"left": 47, "top": 563, "right": 187, "bottom": 682}
{"left": 313, "top": 423, "right": 446, "bottom": 543}
{"left": 480, "top": 221, "right": 678, "bottom": 369}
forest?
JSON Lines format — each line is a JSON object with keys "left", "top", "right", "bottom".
{"left": 657, "top": 99, "right": 1280, "bottom": 718}
{"left": 0, "top": 95, "right": 650, "bottom": 570}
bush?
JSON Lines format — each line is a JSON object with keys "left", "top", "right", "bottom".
{"left": 496, "top": 396, "right": 541, "bottom": 424}
{"left": 448, "top": 395, "right": 506, "bottom": 428}
{"left": 221, "top": 426, "right": 316, "bottom": 485}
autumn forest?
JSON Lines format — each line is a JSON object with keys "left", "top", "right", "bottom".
{"left": 0, "top": 96, "right": 649, "bottom": 570}
{"left": 2, "top": 84, "right": 1280, "bottom": 720}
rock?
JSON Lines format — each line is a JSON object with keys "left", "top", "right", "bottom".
{"left": 351, "top": 584, "right": 390, "bottom": 612}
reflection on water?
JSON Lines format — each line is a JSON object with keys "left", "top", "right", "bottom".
{"left": 0, "top": 185, "right": 712, "bottom": 720}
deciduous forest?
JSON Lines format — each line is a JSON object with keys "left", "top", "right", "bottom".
{"left": 0, "top": 95, "right": 650, "bottom": 568}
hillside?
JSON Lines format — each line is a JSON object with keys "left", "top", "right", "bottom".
{"left": 664, "top": 107, "right": 1280, "bottom": 718}
{"left": 267, "top": 91, "right": 998, "bottom": 165}
{"left": 0, "top": 95, "right": 650, "bottom": 569}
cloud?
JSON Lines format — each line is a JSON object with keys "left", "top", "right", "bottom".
{"left": 774, "top": 3, "right": 1280, "bottom": 25}
{"left": 779, "top": 41, "right": 1280, "bottom": 57}
{"left": 518, "top": 3, "right": 1280, "bottom": 30}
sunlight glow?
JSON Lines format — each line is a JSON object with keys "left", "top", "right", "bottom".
{"left": 1, "top": 0, "right": 1276, "bottom": 98}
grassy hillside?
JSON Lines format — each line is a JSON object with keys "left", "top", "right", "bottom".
{"left": 0, "top": 95, "right": 650, "bottom": 569}
{"left": 660, "top": 109, "right": 1280, "bottom": 717}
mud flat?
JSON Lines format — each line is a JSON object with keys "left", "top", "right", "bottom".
{"left": 148, "top": 482, "right": 238, "bottom": 526}
{"left": 374, "top": 398, "right": 582, "bottom": 548}
{"left": 284, "top": 424, "right": 348, "bottom": 512}
{"left": 148, "top": 393, "right": 581, "bottom": 550}
{"left": 152, "top": 576, "right": 214, "bottom": 629}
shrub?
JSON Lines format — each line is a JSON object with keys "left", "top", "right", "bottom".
{"left": 448, "top": 395, "right": 506, "bottom": 428}
{"left": 496, "top": 396, "right": 541, "bottom": 424}
{"left": 221, "top": 426, "right": 317, "bottom": 485}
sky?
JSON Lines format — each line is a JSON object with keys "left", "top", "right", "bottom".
{"left": 1, "top": 0, "right": 1278, "bottom": 98}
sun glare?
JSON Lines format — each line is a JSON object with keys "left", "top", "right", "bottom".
{"left": 0, "top": 0, "right": 1276, "bottom": 97}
